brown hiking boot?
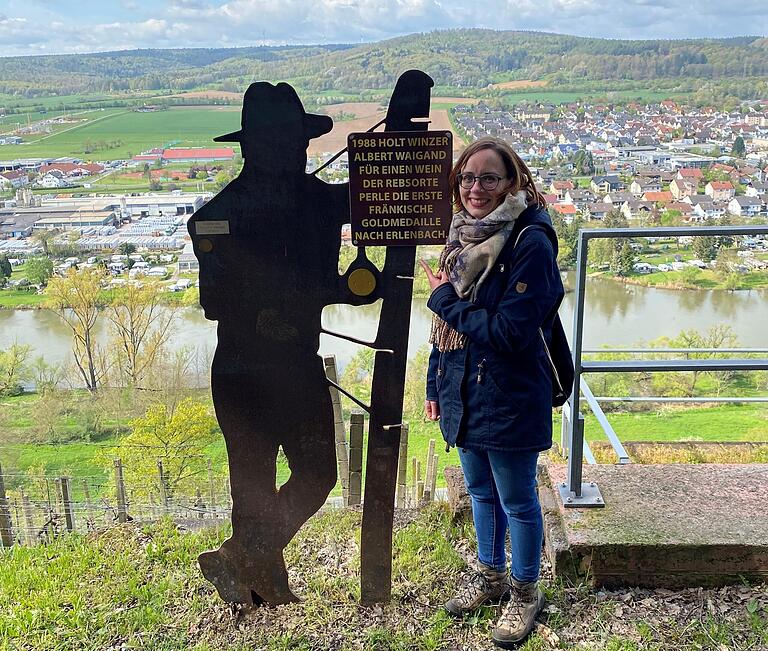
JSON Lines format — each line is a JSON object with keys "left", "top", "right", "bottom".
{"left": 491, "top": 577, "right": 544, "bottom": 648}
{"left": 444, "top": 563, "right": 510, "bottom": 616}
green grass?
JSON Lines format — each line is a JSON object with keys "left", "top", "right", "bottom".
{"left": 0, "top": 107, "right": 242, "bottom": 161}
{"left": 0, "top": 506, "right": 764, "bottom": 650}
{"left": 2, "top": 389, "right": 767, "bottom": 504}
{"left": 617, "top": 269, "right": 768, "bottom": 290}
{"left": 0, "top": 290, "right": 48, "bottom": 308}
{"left": 583, "top": 404, "right": 768, "bottom": 444}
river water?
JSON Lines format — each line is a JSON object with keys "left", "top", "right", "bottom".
{"left": 1, "top": 275, "right": 766, "bottom": 381}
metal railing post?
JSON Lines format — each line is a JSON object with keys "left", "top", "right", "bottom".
{"left": 559, "top": 229, "right": 604, "bottom": 508}
{"left": 557, "top": 223, "right": 768, "bottom": 509}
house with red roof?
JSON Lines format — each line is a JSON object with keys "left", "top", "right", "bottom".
{"left": 676, "top": 168, "right": 703, "bottom": 182}
{"left": 549, "top": 180, "right": 575, "bottom": 199}
{"left": 705, "top": 181, "right": 735, "bottom": 202}
{"left": 39, "top": 162, "right": 104, "bottom": 178}
{"left": 0, "top": 170, "right": 29, "bottom": 189}
{"left": 161, "top": 148, "right": 234, "bottom": 163}
{"left": 550, "top": 203, "right": 578, "bottom": 223}
{"left": 642, "top": 191, "right": 674, "bottom": 204}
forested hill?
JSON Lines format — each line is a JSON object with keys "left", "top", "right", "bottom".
{"left": 1, "top": 29, "right": 768, "bottom": 97}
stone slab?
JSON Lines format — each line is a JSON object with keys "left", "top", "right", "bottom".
{"left": 539, "top": 460, "right": 768, "bottom": 588}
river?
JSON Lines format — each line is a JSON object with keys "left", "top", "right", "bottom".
{"left": 1, "top": 275, "right": 766, "bottom": 383}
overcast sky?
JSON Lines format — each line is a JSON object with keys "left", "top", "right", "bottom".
{"left": 1, "top": 0, "right": 766, "bottom": 57}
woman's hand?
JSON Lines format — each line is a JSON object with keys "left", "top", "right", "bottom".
{"left": 419, "top": 259, "right": 450, "bottom": 291}
{"left": 424, "top": 399, "right": 440, "bottom": 421}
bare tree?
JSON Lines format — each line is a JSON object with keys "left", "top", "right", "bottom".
{"left": 46, "top": 268, "right": 108, "bottom": 393}
{"left": 107, "top": 281, "right": 176, "bottom": 388}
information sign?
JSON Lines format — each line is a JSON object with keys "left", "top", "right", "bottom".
{"left": 348, "top": 130, "right": 452, "bottom": 246}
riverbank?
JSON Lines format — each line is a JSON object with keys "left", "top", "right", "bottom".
{"left": 596, "top": 268, "right": 768, "bottom": 291}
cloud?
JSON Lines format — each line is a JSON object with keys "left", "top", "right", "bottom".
{"left": 0, "top": 0, "right": 765, "bottom": 56}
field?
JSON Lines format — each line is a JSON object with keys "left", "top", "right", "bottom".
{"left": 308, "top": 103, "right": 464, "bottom": 156}
{"left": 0, "top": 107, "right": 241, "bottom": 161}
{"left": 0, "top": 101, "right": 470, "bottom": 161}
{"left": 489, "top": 79, "right": 549, "bottom": 90}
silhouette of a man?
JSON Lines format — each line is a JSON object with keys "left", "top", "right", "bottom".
{"left": 190, "top": 83, "right": 352, "bottom": 604}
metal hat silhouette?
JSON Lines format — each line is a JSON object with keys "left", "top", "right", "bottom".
{"left": 214, "top": 82, "right": 333, "bottom": 143}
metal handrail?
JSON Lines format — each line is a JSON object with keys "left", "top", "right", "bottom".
{"left": 560, "top": 224, "right": 768, "bottom": 508}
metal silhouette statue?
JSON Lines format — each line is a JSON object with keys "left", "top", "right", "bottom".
{"left": 191, "top": 71, "right": 433, "bottom": 605}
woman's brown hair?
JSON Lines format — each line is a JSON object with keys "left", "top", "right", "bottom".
{"left": 449, "top": 136, "right": 546, "bottom": 213}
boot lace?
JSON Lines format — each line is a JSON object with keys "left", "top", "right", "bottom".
{"left": 497, "top": 584, "right": 530, "bottom": 629}
{"left": 456, "top": 570, "right": 492, "bottom": 606}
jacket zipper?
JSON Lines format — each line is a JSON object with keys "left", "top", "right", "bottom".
{"left": 476, "top": 358, "right": 486, "bottom": 384}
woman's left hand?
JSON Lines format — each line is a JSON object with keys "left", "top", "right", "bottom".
{"left": 419, "top": 259, "right": 450, "bottom": 291}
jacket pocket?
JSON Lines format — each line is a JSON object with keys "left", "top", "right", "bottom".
{"left": 481, "top": 357, "right": 523, "bottom": 419}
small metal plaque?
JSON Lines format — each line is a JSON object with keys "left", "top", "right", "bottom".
{"left": 348, "top": 131, "right": 452, "bottom": 246}
{"left": 195, "top": 220, "right": 230, "bottom": 235}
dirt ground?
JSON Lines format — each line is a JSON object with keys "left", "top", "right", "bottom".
{"left": 489, "top": 79, "right": 549, "bottom": 90}
{"left": 170, "top": 90, "right": 243, "bottom": 100}
{"left": 308, "top": 105, "right": 465, "bottom": 156}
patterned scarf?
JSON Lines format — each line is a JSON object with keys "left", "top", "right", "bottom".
{"left": 429, "top": 191, "right": 529, "bottom": 352}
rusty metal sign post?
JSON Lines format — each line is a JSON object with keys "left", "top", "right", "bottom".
{"left": 347, "top": 127, "right": 452, "bottom": 603}
{"left": 192, "top": 69, "right": 446, "bottom": 607}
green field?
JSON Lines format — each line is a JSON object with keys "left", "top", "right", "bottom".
{"left": 0, "top": 107, "right": 242, "bottom": 161}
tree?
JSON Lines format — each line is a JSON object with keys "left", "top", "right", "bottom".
{"left": 118, "top": 242, "right": 136, "bottom": 256}
{"left": 102, "top": 398, "right": 218, "bottom": 498}
{"left": 572, "top": 149, "right": 595, "bottom": 175}
{"left": 214, "top": 170, "right": 231, "bottom": 190}
{"left": 693, "top": 223, "right": 718, "bottom": 261}
{"left": 46, "top": 268, "right": 107, "bottom": 392}
{"left": 0, "top": 343, "right": 31, "bottom": 396}
{"left": 613, "top": 240, "right": 634, "bottom": 277}
{"left": 0, "top": 256, "right": 11, "bottom": 279}
{"left": 589, "top": 209, "right": 627, "bottom": 272}
{"left": 715, "top": 214, "right": 734, "bottom": 249}
{"left": 107, "top": 281, "right": 177, "bottom": 387}
{"left": 24, "top": 256, "right": 53, "bottom": 285}
{"left": 731, "top": 136, "right": 746, "bottom": 158}
{"left": 31, "top": 229, "right": 58, "bottom": 256}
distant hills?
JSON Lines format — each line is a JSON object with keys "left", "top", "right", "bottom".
{"left": 1, "top": 30, "right": 768, "bottom": 99}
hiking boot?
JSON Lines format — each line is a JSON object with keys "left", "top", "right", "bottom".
{"left": 444, "top": 562, "right": 510, "bottom": 616}
{"left": 491, "top": 577, "right": 544, "bottom": 648}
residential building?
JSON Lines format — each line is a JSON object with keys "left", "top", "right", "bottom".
{"left": 728, "top": 196, "right": 763, "bottom": 217}
{"left": 704, "top": 181, "right": 735, "bottom": 202}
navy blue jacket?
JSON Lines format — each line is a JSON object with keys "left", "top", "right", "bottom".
{"left": 426, "top": 205, "right": 564, "bottom": 452}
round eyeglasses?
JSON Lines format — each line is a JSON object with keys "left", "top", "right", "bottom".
{"left": 457, "top": 173, "right": 505, "bottom": 191}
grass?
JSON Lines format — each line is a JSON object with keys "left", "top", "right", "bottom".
{"left": 2, "top": 388, "right": 767, "bottom": 505}
{"left": 0, "top": 290, "right": 47, "bottom": 308}
{"left": 0, "top": 107, "right": 241, "bottom": 161}
{"left": 583, "top": 404, "right": 768, "bottom": 444}
{"left": 0, "top": 505, "right": 764, "bottom": 650}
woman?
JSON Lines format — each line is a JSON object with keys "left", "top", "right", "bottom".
{"left": 419, "top": 136, "right": 564, "bottom": 649}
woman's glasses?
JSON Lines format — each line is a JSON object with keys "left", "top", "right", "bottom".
{"left": 457, "top": 173, "right": 505, "bottom": 190}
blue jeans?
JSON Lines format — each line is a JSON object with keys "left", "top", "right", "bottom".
{"left": 458, "top": 447, "right": 543, "bottom": 583}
